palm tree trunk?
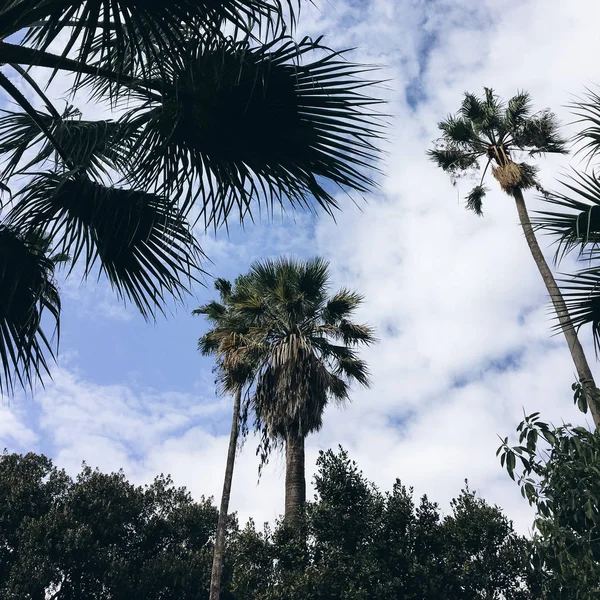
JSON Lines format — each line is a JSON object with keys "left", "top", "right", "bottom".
{"left": 284, "top": 431, "right": 306, "bottom": 527}
{"left": 513, "top": 188, "right": 600, "bottom": 427}
{"left": 209, "top": 388, "right": 242, "bottom": 600}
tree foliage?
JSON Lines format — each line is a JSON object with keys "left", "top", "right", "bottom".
{"left": 498, "top": 407, "right": 600, "bottom": 599}
{"left": 1, "top": 448, "right": 542, "bottom": 599}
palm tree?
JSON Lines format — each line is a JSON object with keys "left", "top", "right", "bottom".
{"left": 0, "top": 2, "right": 384, "bottom": 393}
{"left": 428, "top": 88, "right": 600, "bottom": 428}
{"left": 193, "top": 278, "right": 256, "bottom": 600}
{"left": 229, "top": 256, "right": 376, "bottom": 527}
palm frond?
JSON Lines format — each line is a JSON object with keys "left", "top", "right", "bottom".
{"left": 118, "top": 35, "right": 384, "bottom": 225}
{"left": 193, "top": 300, "right": 227, "bottom": 324}
{"left": 335, "top": 356, "right": 370, "bottom": 388}
{"left": 534, "top": 170, "right": 600, "bottom": 262}
{"left": 460, "top": 88, "right": 501, "bottom": 135}
{"left": 0, "top": 224, "right": 63, "bottom": 394}
{"left": 335, "top": 319, "right": 376, "bottom": 346}
{"left": 569, "top": 89, "right": 600, "bottom": 162}
{"left": 0, "top": 106, "right": 134, "bottom": 180}
{"left": 323, "top": 289, "right": 363, "bottom": 323}
{"left": 559, "top": 269, "right": 600, "bottom": 353}
{"left": 427, "top": 147, "right": 479, "bottom": 176}
{"left": 438, "top": 115, "right": 477, "bottom": 145}
{"left": 8, "top": 173, "right": 203, "bottom": 319}
{"left": 460, "top": 92, "right": 486, "bottom": 123}
{"left": 6, "top": 0, "right": 299, "bottom": 87}
{"left": 513, "top": 110, "right": 567, "bottom": 155}
{"left": 465, "top": 185, "right": 487, "bottom": 216}
{"left": 504, "top": 91, "right": 532, "bottom": 130}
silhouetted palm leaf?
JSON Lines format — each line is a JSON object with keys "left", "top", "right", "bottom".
{"left": 0, "top": 106, "right": 132, "bottom": 180}
{"left": 119, "top": 35, "right": 384, "bottom": 224}
{"left": 2, "top": 0, "right": 298, "bottom": 85}
{"left": 534, "top": 171, "right": 600, "bottom": 261}
{"left": 0, "top": 225, "right": 65, "bottom": 394}
{"left": 9, "top": 174, "right": 203, "bottom": 319}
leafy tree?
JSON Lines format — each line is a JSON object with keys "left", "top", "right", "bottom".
{"left": 0, "top": 451, "right": 220, "bottom": 599}
{"left": 0, "top": 2, "right": 383, "bottom": 393}
{"left": 256, "top": 447, "right": 538, "bottom": 600}
{"left": 228, "top": 257, "right": 376, "bottom": 527}
{"left": 194, "top": 277, "right": 257, "bottom": 600}
{"left": 428, "top": 88, "right": 600, "bottom": 427}
{"left": 1, "top": 448, "right": 542, "bottom": 599}
{"left": 499, "top": 410, "right": 600, "bottom": 599}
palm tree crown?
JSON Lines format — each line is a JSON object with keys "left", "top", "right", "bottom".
{"left": 230, "top": 256, "right": 375, "bottom": 457}
{"left": 428, "top": 88, "right": 566, "bottom": 214}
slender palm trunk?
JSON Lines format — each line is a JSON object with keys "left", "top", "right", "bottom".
{"left": 513, "top": 188, "right": 600, "bottom": 427}
{"left": 284, "top": 431, "right": 306, "bottom": 527}
{"left": 209, "top": 388, "right": 242, "bottom": 600}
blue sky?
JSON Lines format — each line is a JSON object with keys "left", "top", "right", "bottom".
{"left": 3, "top": 0, "right": 600, "bottom": 534}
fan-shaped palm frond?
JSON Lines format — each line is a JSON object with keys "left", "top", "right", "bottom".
{"left": 534, "top": 170, "right": 600, "bottom": 261}
{"left": 557, "top": 269, "right": 600, "bottom": 353}
{"left": 0, "top": 105, "right": 133, "bottom": 180}
{"left": 0, "top": 225, "right": 66, "bottom": 394}
{"left": 118, "top": 35, "right": 384, "bottom": 224}
{"left": 567, "top": 89, "right": 600, "bottom": 163}
{"left": 535, "top": 170, "right": 600, "bottom": 349}
{"left": 8, "top": 174, "right": 203, "bottom": 319}
{"left": 1, "top": 0, "right": 299, "bottom": 83}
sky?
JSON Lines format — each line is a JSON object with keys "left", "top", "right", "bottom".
{"left": 2, "top": 0, "right": 600, "bottom": 536}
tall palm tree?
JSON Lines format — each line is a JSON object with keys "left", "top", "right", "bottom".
{"left": 193, "top": 278, "right": 256, "bottom": 600}
{"left": 229, "top": 256, "right": 376, "bottom": 527}
{"left": 0, "top": 2, "right": 383, "bottom": 393}
{"left": 428, "top": 88, "right": 600, "bottom": 428}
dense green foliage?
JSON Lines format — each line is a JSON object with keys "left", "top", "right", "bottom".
{"left": 499, "top": 410, "right": 600, "bottom": 599}
{"left": 1, "top": 448, "right": 540, "bottom": 599}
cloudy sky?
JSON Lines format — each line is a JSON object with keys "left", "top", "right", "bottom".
{"left": 2, "top": 0, "right": 600, "bottom": 535}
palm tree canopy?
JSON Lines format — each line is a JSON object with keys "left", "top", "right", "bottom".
{"left": 226, "top": 256, "right": 376, "bottom": 460}
{"left": 428, "top": 88, "right": 567, "bottom": 215}
{"left": 0, "top": 2, "right": 384, "bottom": 393}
